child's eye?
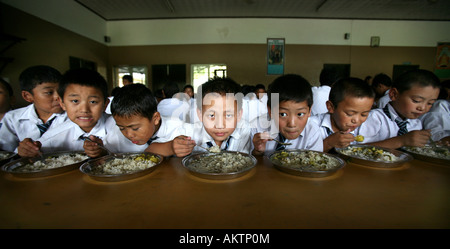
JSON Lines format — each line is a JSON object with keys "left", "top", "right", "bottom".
{"left": 132, "top": 127, "right": 139, "bottom": 131}
{"left": 207, "top": 113, "right": 215, "bottom": 119}
{"left": 90, "top": 100, "right": 98, "bottom": 104}
{"left": 225, "top": 113, "right": 234, "bottom": 118}
{"left": 70, "top": 99, "right": 79, "bottom": 104}
{"left": 279, "top": 113, "right": 287, "bottom": 117}
{"left": 297, "top": 113, "right": 305, "bottom": 117}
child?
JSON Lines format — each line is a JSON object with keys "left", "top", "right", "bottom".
{"left": 359, "top": 69, "right": 441, "bottom": 149}
{"left": 252, "top": 74, "right": 322, "bottom": 156}
{"left": 309, "top": 77, "right": 375, "bottom": 152}
{"left": 106, "top": 83, "right": 188, "bottom": 155}
{"left": 371, "top": 73, "right": 392, "bottom": 108}
{"left": 0, "top": 78, "right": 15, "bottom": 125}
{"left": 0, "top": 65, "right": 66, "bottom": 153}
{"left": 17, "top": 68, "right": 113, "bottom": 157}
{"left": 149, "top": 77, "right": 252, "bottom": 156}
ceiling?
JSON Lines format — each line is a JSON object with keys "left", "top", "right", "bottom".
{"left": 75, "top": 0, "right": 450, "bottom": 21}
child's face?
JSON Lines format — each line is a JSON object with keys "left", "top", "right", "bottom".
{"left": 327, "top": 96, "right": 374, "bottom": 132}
{"left": 60, "top": 84, "right": 108, "bottom": 132}
{"left": 197, "top": 94, "right": 242, "bottom": 146}
{"left": 22, "top": 82, "right": 62, "bottom": 116}
{"left": 113, "top": 113, "right": 161, "bottom": 145}
{"left": 390, "top": 85, "right": 440, "bottom": 119}
{"left": 0, "top": 84, "right": 12, "bottom": 114}
{"left": 269, "top": 100, "right": 311, "bottom": 140}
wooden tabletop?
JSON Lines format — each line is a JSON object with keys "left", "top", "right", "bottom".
{"left": 1, "top": 154, "right": 449, "bottom": 229}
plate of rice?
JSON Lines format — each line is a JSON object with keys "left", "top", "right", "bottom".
{"left": 79, "top": 152, "right": 163, "bottom": 182}
{"left": 401, "top": 145, "right": 450, "bottom": 166}
{"left": 1, "top": 151, "right": 89, "bottom": 177}
{"left": 335, "top": 145, "right": 412, "bottom": 168}
{"left": 268, "top": 150, "right": 346, "bottom": 177}
{"left": 181, "top": 151, "right": 257, "bottom": 180}
{"left": 0, "top": 151, "right": 17, "bottom": 166}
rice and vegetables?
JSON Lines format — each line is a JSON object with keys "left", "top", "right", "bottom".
{"left": 271, "top": 150, "right": 341, "bottom": 171}
{"left": 186, "top": 152, "right": 254, "bottom": 174}
{"left": 339, "top": 146, "right": 401, "bottom": 162}
{"left": 13, "top": 153, "right": 88, "bottom": 172}
{"left": 404, "top": 146, "right": 450, "bottom": 160}
{"left": 0, "top": 152, "right": 13, "bottom": 160}
{"left": 90, "top": 154, "right": 159, "bottom": 175}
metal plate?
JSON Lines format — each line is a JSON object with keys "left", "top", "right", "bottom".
{"left": 401, "top": 145, "right": 450, "bottom": 166}
{"left": 0, "top": 151, "right": 18, "bottom": 166}
{"left": 335, "top": 145, "right": 413, "bottom": 168}
{"left": 268, "top": 149, "right": 346, "bottom": 178}
{"left": 181, "top": 151, "right": 257, "bottom": 180}
{"left": 79, "top": 152, "right": 163, "bottom": 182}
{"left": 1, "top": 151, "right": 89, "bottom": 178}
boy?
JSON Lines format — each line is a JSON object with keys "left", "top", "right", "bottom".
{"left": 309, "top": 77, "right": 375, "bottom": 152}
{"left": 371, "top": 73, "right": 392, "bottom": 108}
{"left": 17, "top": 68, "right": 113, "bottom": 157}
{"left": 252, "top": 74, "right": 322, "bottom": 156}
{"left": 149, "top": 77, "right": 252, "bottom": 156}
{"left": 359, "top": 69, "right": 441, "bottom": 149}
{"left": 0, "top": 65, "right": 66, "bottom": 153}
{"left": 0, "top": 78, "right": 15, "bottom": 125}
{"left": 106, "top": 83, "right": 187, "bottom": 156}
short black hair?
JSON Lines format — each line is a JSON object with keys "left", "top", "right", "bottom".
{"left": 0, "top": 78, "right": 14, "bottom": 97}
{"left": 255, "top": 84, "right": 265, "bottom": 90}
{"left": 183, "top": 84, "right": 194, "bottom": 91}
{"left": 19, "top": 65, "right": 61, "bottom": 93}
{"left": 267, "top": 74, "right": 313, "bottom": 108}
{"left": 329, "top": 77, "right": 375, "bottom": 107}
{"left": 393, "top": 69, "right": 440, "bottom": 94}
{"left": 122, "top": 74, "right": 133, "bottom": 82}
{"left": 58, "top": 68, "right": 108, "bottom": 102}
{"left": 371, "top": 73, "right": 392, "bottom": 88}
{"left": 111, "top": 84, "right": 157, "bottom": 120}
{"left": 162, "top": 81, "right": 180, "bottom": 98}
{"left": 197, "top": 77, "right": 242, "bottom": 110}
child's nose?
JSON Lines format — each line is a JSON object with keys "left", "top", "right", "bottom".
{"left": 215, "top": 116, "right": 225, "bottom": 128}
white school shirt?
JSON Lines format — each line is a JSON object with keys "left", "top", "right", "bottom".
{"left": 38, "top": 113, "right": 113, "bottom": 153}
{"left": 0, "top": 104, "right": 67, "bottom": 152}
{"left": 419, "top": 99, "right": 450, "bottom": 141}
{"left": 157, "top": 97, "right": 190, "bottom": 122}
{"left": 250, "top": 117, "right": 323, "bottom": 156}
{"left": 376, "top": 89, "right": 391, "bottom": 108}
{"left": 183, "top": 120, "right": 253, "bottom": 154}
{"left": 358, "top": 103, "right": 423, "bottom": 143}
{"left": 311, "top": 85, "right": 331, "bottom": 116}
{"left": 309, "top": 113, "right": 362, "bottom": 142}
{"left": 101, "top": 116, "right": 148, "bottom": 153}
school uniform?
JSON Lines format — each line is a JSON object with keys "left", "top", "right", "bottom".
{"left": 419, "top": 99, "right": 450, "bottom": 141}
{"left": 0, "top": 104, "right": 67, "bottom": 152}
{"left": 251, "top": 117, "right": 323, "bottom": 156}
{"left": 311, "top": 85, "right": 331, "bottom": 116}
{"left": 309, "top": 113, "right": 363, "bottom": 142}
{"left": 375, "top": 89, "right": 391, "bottom": 108}
{"left": 157, "top": 97, "right": 190, "bottom": 122}
{"left": 183, "top": 119, "right": 253, "bottom": 154}
{"left": 358, "top": 103, "right": 423, "bottom": 143}
{"left": 38, "top": 113, "right": 113, "bottom": 153}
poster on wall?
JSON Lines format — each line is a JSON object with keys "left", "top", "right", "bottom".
{"left": 267, "top": 38, "right": 285, "bottom": 75}
{"left": 434, "top": 42, "right": 450, "bottom": 79}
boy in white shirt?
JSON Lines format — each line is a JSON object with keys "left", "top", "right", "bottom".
{"left": 106, "top": 83, "right": 186, "bottom": 156}
{"left": 359, "top": 69, "right": 441, "bottom": 149}
{"left": 252, "top": 74, "right": 322, "bottom": 156}
{"left": 17, "top": 68, "right": 114, "bottom": 157}
{"left": 311, "top": 67, "right": 339, "bottom": 116}
{"left": 371, "top": 73, "right": 392, "bottom": 108}
{"left": 420, "top": 99, "right": 450, "bottom": 144}
{"left": 310, "top": 77, "right": 375, "bottom": 152}
{"left": 0, "top": 65, "right": 66, "bottom": 154}
{"left": 149, "top": 77, "right": 252, "bottom": 156}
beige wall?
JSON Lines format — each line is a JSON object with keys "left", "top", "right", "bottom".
{"left": 1, "top": 4, "right": 109, "bottom": 108}
{"left": 1, "top": 3, "right": 438, "bottom": 107}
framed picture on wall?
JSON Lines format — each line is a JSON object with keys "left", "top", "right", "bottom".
{"left": 267, "top": 38, "right": 285, "bottom": 75}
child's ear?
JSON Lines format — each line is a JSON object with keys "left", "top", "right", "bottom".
{"left": 152, "top": 111, "right": 161, "bottom": 125}
{"left": 102, "top": 98, "right": 110, "bottom": 112}
{"left": 237, "top": 108, "right": 243, "bottom": 122}
{"left": 21, "top": 91, "right": 34, "bottom": 103}
{"left": 196, "top": 108, "right": 203, "bottom": 122}
{"left": 59, "top": 99, "right": 67, "bottom": 111}
{"left": 326, "top": 100, "right": 335, "bottom": 114}
{"left": 389, "top": 88, "right": 398, "bottom": 101}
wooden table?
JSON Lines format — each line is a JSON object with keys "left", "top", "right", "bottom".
{"left": 1, "top": 155, "right": 449, "bottom": 229}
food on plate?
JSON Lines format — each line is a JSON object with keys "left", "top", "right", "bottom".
{"left": 272, "top": 150, "right": 341, "bottom": 171}
{"left": 13, "top": 153, "right": 88, "bottom": 172}
{"left": 0, "top": 152, "right": 13, "bottom": 160}
{"left": 404, "top": 146, "right": 450, "bottom": 160}
{"left": 339, "top": 146, "right": 400, "bottom": 162}
{"left": 208, "top": 145, "right": 221, "bottom": 153}
{"left": 90, "top": 153, "right": 159, "bottom": 175}
{"left": 186, "top": 152, "right": 253, "bottom": 173}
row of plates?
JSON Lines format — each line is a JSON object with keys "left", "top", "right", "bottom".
{"left": 0, "top": 144, "right": 448, "bottom": 182}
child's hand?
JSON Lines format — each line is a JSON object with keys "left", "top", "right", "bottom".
{"left": 252, "top": 132, "right": 270, "bottom": 155}
{"left": 83, "top": 135, "right": 107, "bottom": 158}
{"left": 172, "top": 135, "right": 195, "bottom": 157}
{"left": 324, "top": 129, "right": 355, "bottom": 150}
{"left": 17, "top": 138, "right": 42, "bottom": 158}
{"left": 401, "top": 129, "right": 432, "bottom": 147}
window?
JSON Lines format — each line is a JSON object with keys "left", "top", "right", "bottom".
{"left": 113, "top": 65, "right": 148, "bottom": 87}
{"left": 191, "top": 64, "right": 227, "bottom": 92}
